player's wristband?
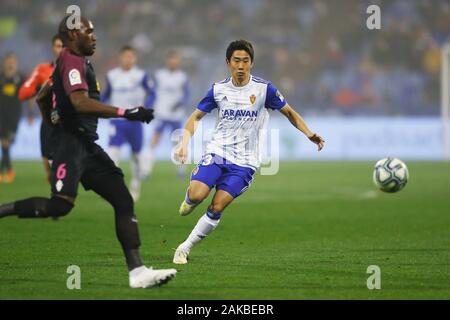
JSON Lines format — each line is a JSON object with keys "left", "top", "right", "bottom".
{"left": 117, "top": 108, "right": 126, "bottom": 117}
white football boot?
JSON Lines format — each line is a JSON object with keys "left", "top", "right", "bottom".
{"left": 173, "top": 244, "right": 190, "bottom": 264}
{"left": 129, "top": 266, "right": 177, "bottom": 288}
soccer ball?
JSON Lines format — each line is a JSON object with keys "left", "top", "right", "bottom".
{"left": 373, "top": 158, "right": 409, "bottom": 193}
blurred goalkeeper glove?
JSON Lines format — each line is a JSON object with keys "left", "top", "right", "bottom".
{"left": 118, "top": 107, "right": 154, "bottom": 123}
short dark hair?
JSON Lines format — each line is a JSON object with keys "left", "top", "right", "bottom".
{"left": 52, "top": 34, "right": 62, "bottom": 45}
{"left": 120, "top": 45, "right": 135, "bottom": 53}
{"left": 226, "top": 40, "right": 254, "bottom": 62}
{"left": 58, "top": 15, "right": 85, "bottom": 44}
{"left": 58, "top": 15, "right": 72, "bottom": 44}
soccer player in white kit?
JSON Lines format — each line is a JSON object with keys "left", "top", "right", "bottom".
{"left": 173, "top": 40, "right": 325, "bottom": 264}
{"left": 101, "top": 46, "right": 155, "bottom": 201}
{"left": 141, "top": 51, "right": 189, "bottom": 179}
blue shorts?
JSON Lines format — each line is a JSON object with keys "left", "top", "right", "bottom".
{"left": 191, "top": 154, "right": 256, "bottom": 198}
{"left": 154, "top": 120, "right": 182, "bottom": 135}
{"left": 109, "top": 120, "right": 143, "bottom": 153}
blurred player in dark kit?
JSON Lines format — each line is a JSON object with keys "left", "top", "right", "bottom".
{"left": 0, "top": 53, "right": 24, "bottom": 183}
{"left": 18, "top": 35, "right": 63, "bottom": 183}
{"left": 0, "top": 15, "right": 176, "bottom": 288}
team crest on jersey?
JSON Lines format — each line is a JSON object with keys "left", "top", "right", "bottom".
{"left": 192, "top": 166, "right": 199, "bottom": 176}
{"left": 249, "top": 94, "right": 256, "bottom": 104}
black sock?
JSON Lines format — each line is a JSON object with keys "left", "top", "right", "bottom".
{"left": 124, "top": 248, "right": 144, "bottom": 271}
{"left": 13, "top": 197, "right": 49, "bottom": 218}
{"left": 0, "top": 202, "right": 15, "bottom": 218}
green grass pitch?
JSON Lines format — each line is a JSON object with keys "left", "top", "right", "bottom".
{"left": 0, "top": 161, "right": 449, "bottom": 299}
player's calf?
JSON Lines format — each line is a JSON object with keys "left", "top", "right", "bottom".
{"left": 0, "top": 196, "right": 73, "bottom": 219}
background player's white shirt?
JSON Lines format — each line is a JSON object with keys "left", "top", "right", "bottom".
{"left": 197, "top": 75, "right": 287, "bottom": 170}
{"left": 153, "top": 68, "right": 189, "bottom": 121}
{"left": 103, "top": 66, "right": 150, "bottom": 109}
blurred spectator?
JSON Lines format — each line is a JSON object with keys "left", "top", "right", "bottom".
{"left": 0, "top": 0, "right": 448, "bottom": 116}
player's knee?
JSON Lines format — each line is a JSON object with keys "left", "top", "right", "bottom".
{"left": 47, "top": 196, "right": 73, "bottom": 217}
{"left": 188, "top": 188, "right": 208, "bottom": 203}
{"left": 208, "top": 202, "right": 226, "bottom": 214}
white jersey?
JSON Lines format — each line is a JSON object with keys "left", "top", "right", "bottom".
{"left": 153, "top": 68, "right": 189, "bottom": 121}
{"left": 102, "top": 66, "right": 153, "bottom": 109}
{"left": 197, "top": 75, "right": 287, "bottom": 170}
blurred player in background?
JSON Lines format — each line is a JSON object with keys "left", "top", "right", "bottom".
{"left": 101, "top": 45, "right": 155, "bottom": 201}
{"left": 18, "top": 35, "right": 63, "bottom": 183}
{"left": 141, "top": 50, "right": 189, "bottom": 179}
{"left": 0, "top": 16, "right": 176, "bottom": 288}
{"left": 172, "top": 40, "right": 325, "bottom": 264}
{"left": 0, "top": 53, "right": 24, "bottom": 183}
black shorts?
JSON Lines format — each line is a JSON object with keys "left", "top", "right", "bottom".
{"left": 50, "top": 130, "right": 123, "bottom": 198}
{"left": 0, "top": 106, "right": 21, "bottom": 140}
{"left": 40, "top": 121, "right": 59, "bottom": 159}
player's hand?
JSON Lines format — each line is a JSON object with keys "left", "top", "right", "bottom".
{"left": 123, "top": 107, "right": 154, "bottom": 123}
{"left": 174, "top": 144, "right": 188, "bottom": 164}
{"left": 308, "top": 133, "right": 325, "bottom": 151}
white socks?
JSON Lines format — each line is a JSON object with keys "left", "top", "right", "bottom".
{"left": 181, "top": 212, "right": 221, "bottom": 251}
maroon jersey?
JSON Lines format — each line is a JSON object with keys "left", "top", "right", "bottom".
{"left": 52, "top": 48, "right": 100, "bottom": 141}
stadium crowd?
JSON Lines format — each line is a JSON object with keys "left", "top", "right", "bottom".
{"left": 1, "top": 0, "right": 449, "bottom": 117}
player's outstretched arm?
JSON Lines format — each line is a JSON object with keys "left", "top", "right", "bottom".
{"left": 174, "top": 109, "right": 206, "bottom": 163}
{"left": 69, "top": 90, "right": 154, "bottom": 123}
{"left": 279, "top": 104, "right": 325, "bottom": 151}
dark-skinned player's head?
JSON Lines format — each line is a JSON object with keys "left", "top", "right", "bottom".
{"left": 58, "top": 15, "right": 96, "bottom": 56}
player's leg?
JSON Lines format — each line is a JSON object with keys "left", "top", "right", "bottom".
{"left": 108, "top": 120, "right": 125, "bottom": 166}
{"left": 170, "top": 120, "right": 186, "bottom": 179}
{"left": 0, "top": 132, "right": 83, "bottom": 219}
{"left": 0, "top": 194, "right": 74, "bottom": 219}
{"left": 174, "top": 164, "right": 255, "bottom": 264}
{"left": 178, "top": 158, "right": 222, "bottom": 216}
{"left": 173, "top": 190, "right": 233, "bottom": 264}
{"left": 141, "top": 121, "right": 164, "bottom": 179}
{"left": 1, "top": 136, "right": 15, "bottom": 183}
{"left": 128, "top": 122, "right": 144, "bottom": 202}
{"left": 0, "top": 138, "right": 10, "bottom": 178}
{"left": 40, "top": 121, "right": 53, "bottom": 184}
{"left": 2, "top": 111, "right": 21, "bottom": 183}
{"left": 81, "top": 146, "right": 176, "bottom": 287}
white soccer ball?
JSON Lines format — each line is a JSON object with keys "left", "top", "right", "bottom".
{"left": 373, "top": 158, "right": 409, "bottom": 193}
